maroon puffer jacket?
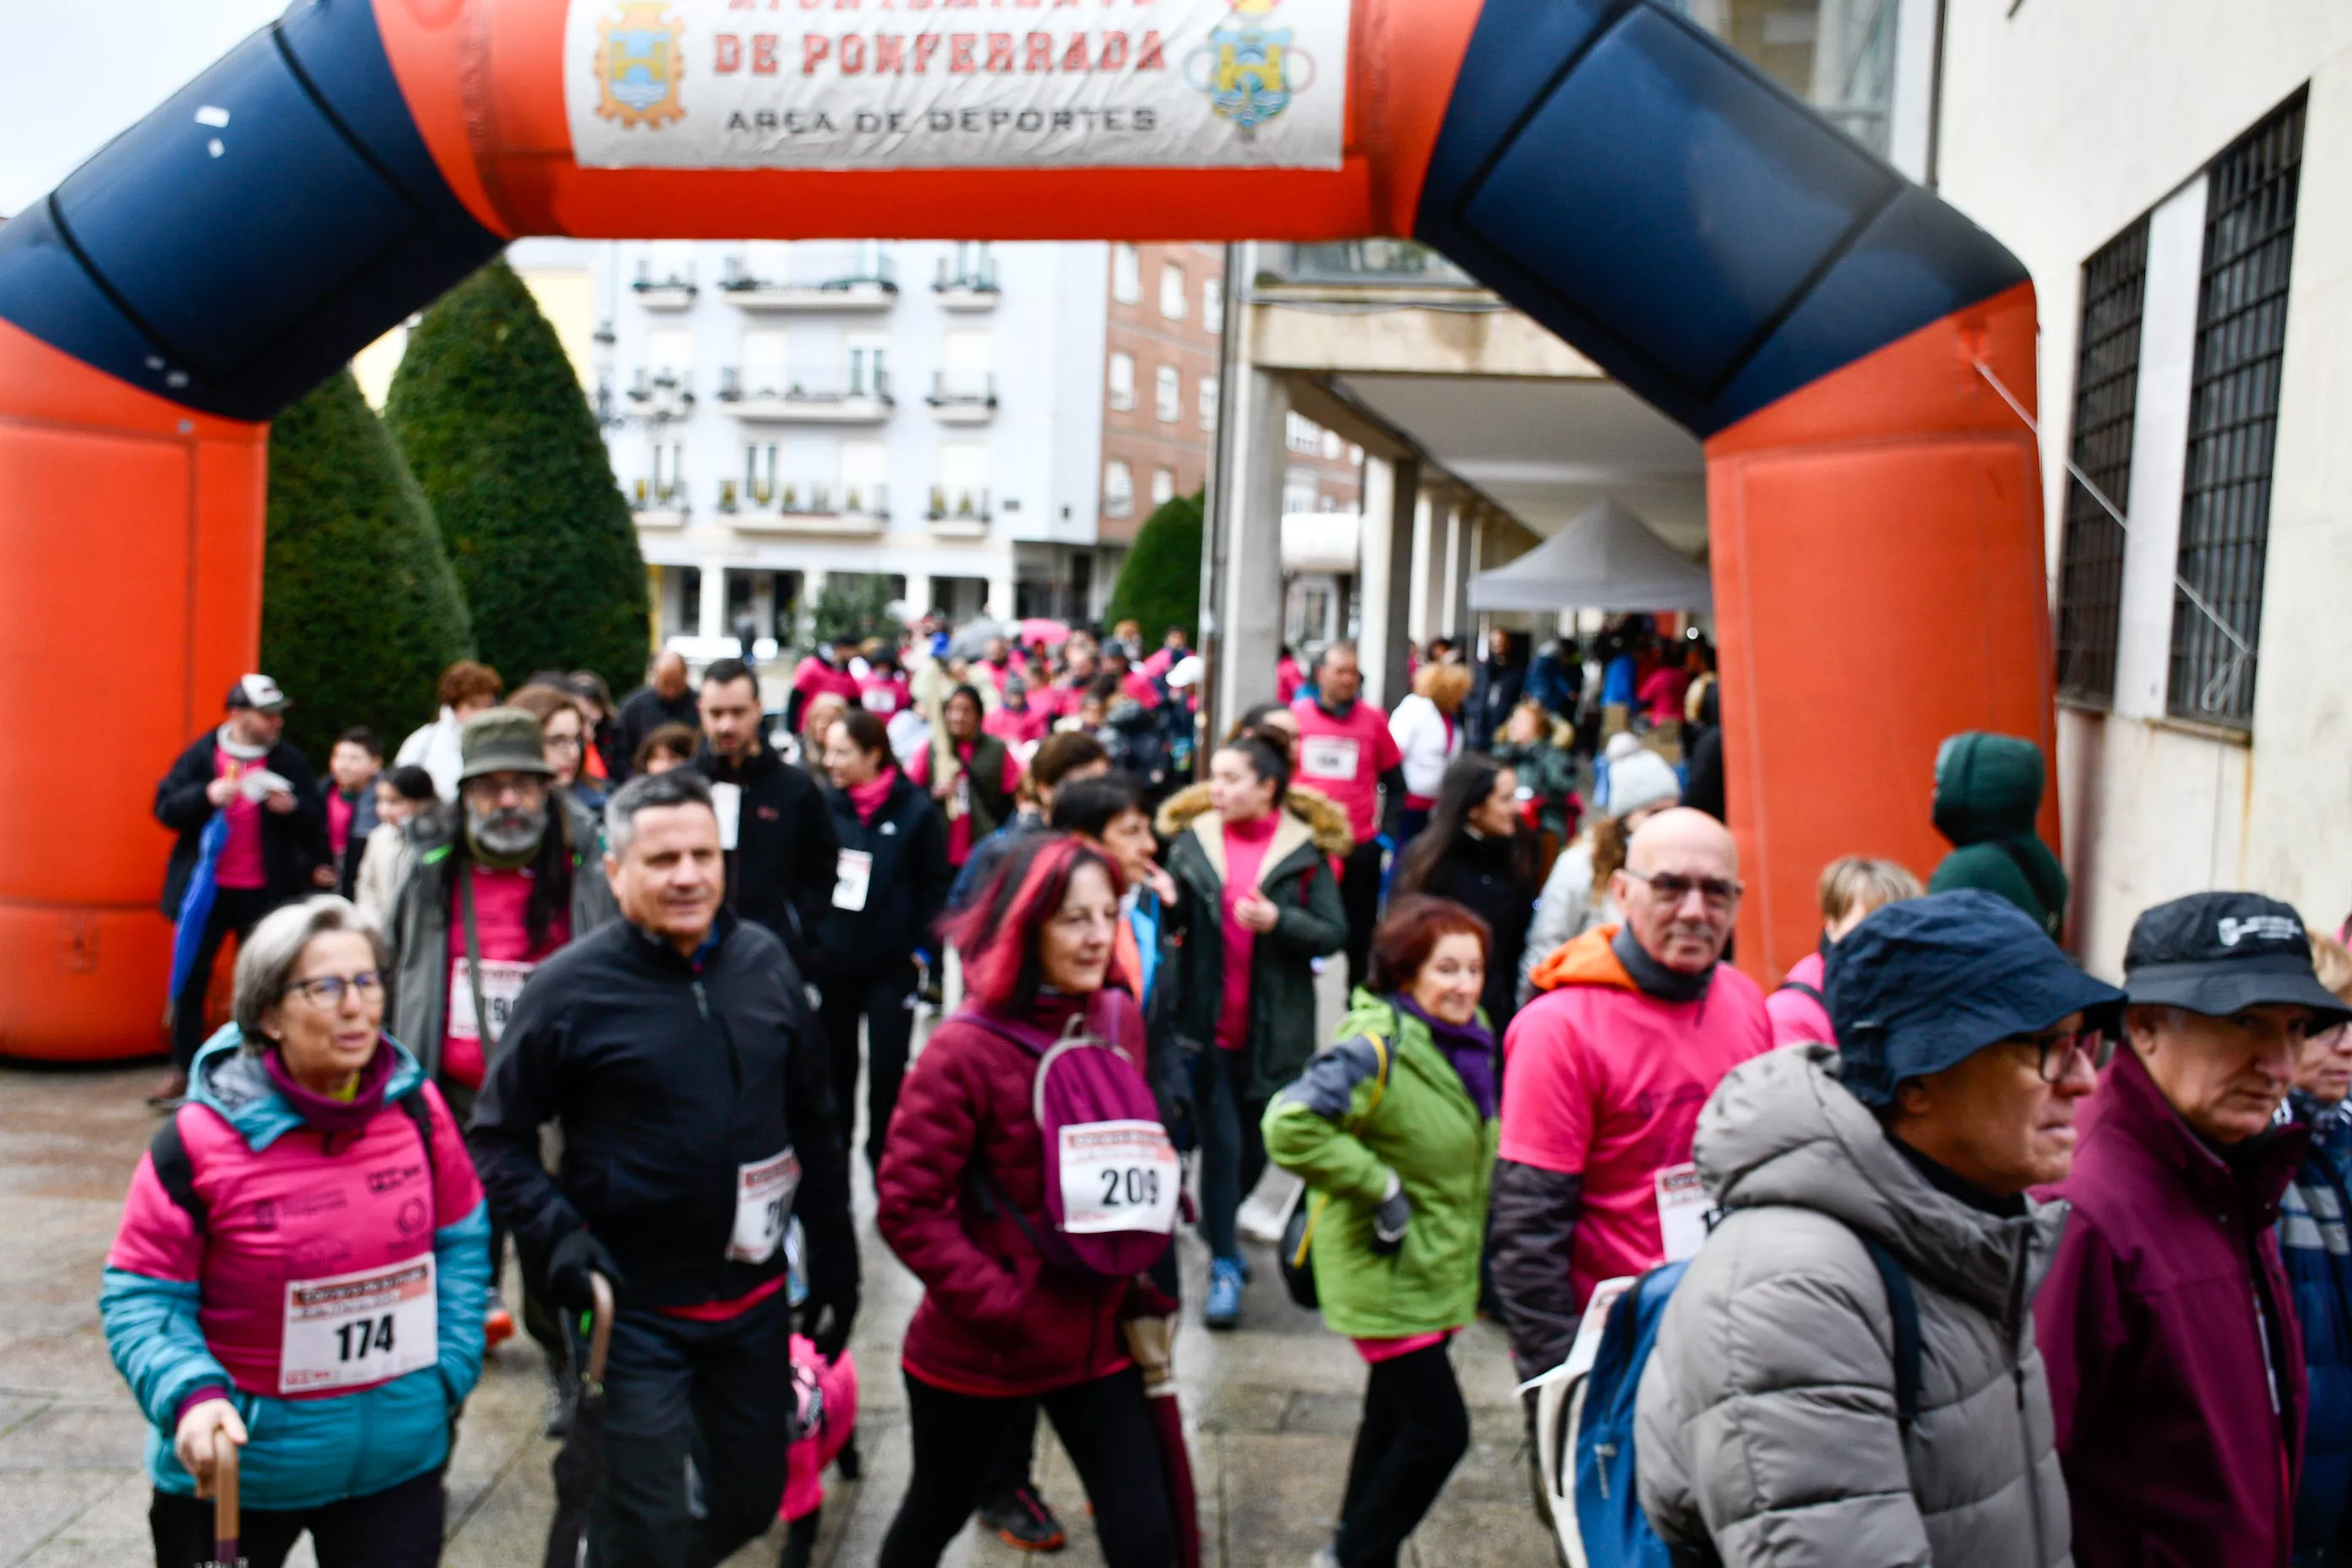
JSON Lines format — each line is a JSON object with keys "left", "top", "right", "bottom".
{"left": 876, "top": 993, "right": 1138, "bottom": 1396}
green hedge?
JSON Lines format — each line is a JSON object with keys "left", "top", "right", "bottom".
{"left": 260, "top": 369, "right": 474, "bottom": 763}
{"left": 386, "top": 259, "right": 649, "bottom": 694}
{"left": 1102, "top": 488, "right": 1204, "bottom": 648}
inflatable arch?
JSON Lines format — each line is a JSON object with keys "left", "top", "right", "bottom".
{"left": 0, "top": 0, "right": 2052, "bottom": 1059}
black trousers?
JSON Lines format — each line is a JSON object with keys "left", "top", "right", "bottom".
{"left": 986, "top": 1244, "right": 1179, "bottom": 1502}
{"left": 816, "top": 961, "right": 918, "bottom": 1169}
{"left": 1334, "top": 1341, "right": 1471, "bottom": 1568}
{"left": 150, "top": 1467, "right": 444, "bottom": 1568}
{"left": 589, "top": 1288, "right": 798, "bottom": 1568}
{"left": 170, "top": 885, "right": 275, "bottom": 1070}
{"left": 1337, "top": 841, "right": 1386, "bottom": 994}
{"left": 879, "top": 1367, "right": 1173, "bottom": 1568}
{"left": 1197, "top": 1044, "right": 1267, "bottom": 1262}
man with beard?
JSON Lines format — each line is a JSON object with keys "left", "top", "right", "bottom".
{"left": 385, "top": 708, "right": 619, "bottom": 1380}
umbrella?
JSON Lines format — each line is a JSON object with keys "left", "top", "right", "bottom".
{"left": 167, "top": 811, "right": 230, "bottom": 1010}
{"left": 945, "top": 617, "right": 1013, "bottom": 661}
{"left": 544, "top": 1273, "right": 616, "bottom": 1568}
{"left": 1015, "top": 618, "right": 1072, "bottom": 648}
{"left": 200, "top": 1439, "right": 240, "bottom": 1568}
{"left": 1124, "top": 1314, "right": 1200, "bottom": 1568}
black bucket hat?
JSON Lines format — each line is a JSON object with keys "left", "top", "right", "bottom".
{"left": 2122, "top": 891, "right": 2352, "bottom": 1026}
{"left": 1829, "top": 889, "right": 2126, "bottom": 1106}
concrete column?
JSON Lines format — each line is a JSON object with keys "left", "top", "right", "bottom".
{"left": 1209, "top": 366, "right": 1291, "bottom": 726}
{"left": 1355, "top": 453, "right": 1420, "bottom": 710}
{"left": 1406, "top": 489, "right": 1436, "bottom": 645}
{"left": 987, "top": 562, "right": 1017, "bottom": 622}
{"left": 1420, "top": 487, "right": 1458, "bottom": 645}
{"left": 1450, "top": 507, "right": 1482, "bottom": 640}
{"left": 696, "top": 560, "right": 728, "bottom": 640}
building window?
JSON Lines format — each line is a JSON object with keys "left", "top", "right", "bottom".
{"left": 1155, "top": 365, "right": 1181, "bottom": 422}
{"left": 1107, "top": 351, "right": 1135, "bottom": 411}
{"left": 1151, "top": 466, "right": 1177, "bottom": 507}
{"left": 1112, "top": 244, "right": 1141, "bottom": 304}
{"left": 2053, "top": 217, "right": 2148, "bottom": 706}
{"left": 1105, "top": 459, "right": 1135, "bottom": 517}
{"left": 1286, "top": 411, "right": 1322, "bottom": 454}
{"left": 1283, "top": 471, "right": 1318, "bottom": 514}
{"left": 2170, "top": 92, "right": 2304, "bottom": 728}
{"left": 1202, "top": 275, "right": 1222, "bottom": 327}
{"left": 1199, "top": 375, "right": 1219, "bottom": 430}
{"left": 1160, "top": 262, "right": 1188, "bottom": 320}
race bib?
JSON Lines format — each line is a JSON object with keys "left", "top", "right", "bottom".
{"left": 860, "top": 688, "right": 898, "bottom": 714}
{"left": 280, "top": 1255, "right": 438, "bottom": 1394}
{"left": 728, "top": 1148, "right": 802, "bottom": 1264}
{"left": 448, "top": 958, "right": 534, "bottom": 1045}
{"left": 1058, "top": 1119, "right": 1180, "bottom": 1236}
{"left": 1299, "top": 736, "right": 1360, "bottom": 781}
{"left": 711, "top": 781, "right": 743, "bottom": 851}
{"left": 1654, "top": 1162, "right": 1711, "bottom": 1264}
{"left": 832, "top": 849, "right": 874, "bottom": 912}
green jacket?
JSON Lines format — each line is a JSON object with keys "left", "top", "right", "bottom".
{"left": 1162, "top": 793, "right": 1348, "bottom": 1101}
{"left": 1927, "top": 732, "right": 2069, "bottom": 938}
{"left": 1261, "top": 990, "right": 1499, "bottom": 1340}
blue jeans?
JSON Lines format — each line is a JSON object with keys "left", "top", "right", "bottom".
{"left": 1196, "top": 1045, "right": 1266, "bottom": 1261}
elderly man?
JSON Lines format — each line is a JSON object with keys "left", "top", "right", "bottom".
{"left": 614, "top": 651, "right": 697, "bottom": 778}
{"left": 1490, "top": 808, "right": 1772, "bottom": 1380}
{"left": 2037, "top": 892, "right": 2352, "bottom": 1568}
{"left": 1637, "top": 890, "right": 2121, "bottom": 1566}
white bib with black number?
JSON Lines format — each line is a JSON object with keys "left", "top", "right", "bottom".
{"left": 832, "top": 849, "right": 874, "bottom": 912}
{"left": 728, "top": 1148, "right": 802, "bottom": 1264}
{"left": 1057, "top": 1119, "right": 1180, "bottom": 1236}
{"left": 1299, "top": 735, "right": 1360, "bottom": 781}
{"left": 280, "top": 1255, "right": 438, "bottom": 1395}
{"left": 1654, "top": 1162, "right": 1710, "bottom": 1264}
{"left": 448, "top": 957, "right": 534, "bottom": 1044}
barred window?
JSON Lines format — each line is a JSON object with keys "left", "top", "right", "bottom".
{"left": 2053, "top": 219, "right": 2148, "bottom": 705}
{"left": 2170, "top": 92, "right": 2304, "bottom": 727}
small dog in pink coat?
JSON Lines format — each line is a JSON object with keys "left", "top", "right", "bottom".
{"left": 780, "top": 1333, "right": 858, "bottom": 1568}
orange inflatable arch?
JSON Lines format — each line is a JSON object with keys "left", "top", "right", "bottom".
{"left": 0, "top": 0, "right": 2052, "bottom": 1059}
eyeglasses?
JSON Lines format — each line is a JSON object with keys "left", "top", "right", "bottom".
{"left": 1623, "top": 868, "right": 1744, "bottom": 908}
{"left": 286, "top": 972, "right": 385, "bottom": 1010}
{"left": 2011, "top": 1026, "right": 2115, "bottom": 1083}
{"left": 543, "top": 732, "right": 585, "bottom": 753}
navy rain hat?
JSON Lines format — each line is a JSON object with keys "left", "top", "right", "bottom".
{"left": 1829, "top": 889, "right": 2126, "bottom": 1106}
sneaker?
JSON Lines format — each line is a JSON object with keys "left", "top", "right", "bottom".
{"left": 146, "top": 1070, "right": 188, "bottom": 1110}
{"left": 483, "top": 1307, "right": 516, "bottom": 1349}
{"left": 1204, "top": 1257, "right": 1244, "bottom": 1331}
{"left": 978, "top": 1482, "right": 1068, "bottom": 1553}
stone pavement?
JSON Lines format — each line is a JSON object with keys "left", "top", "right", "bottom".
{"left": 0, "top": 988, "right": 1554, "bottom": 1567}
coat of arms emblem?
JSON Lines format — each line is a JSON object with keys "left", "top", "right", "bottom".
{"left": 596, "top": 2, "right": 686, "bottom": 129}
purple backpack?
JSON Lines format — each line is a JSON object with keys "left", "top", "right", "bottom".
{"left": 959, "top": 994, "right": 1177, "bottom": 1279}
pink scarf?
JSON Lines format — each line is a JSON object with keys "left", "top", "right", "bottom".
{"left": 851, "top": 765, "right": 899, "bottom": 825}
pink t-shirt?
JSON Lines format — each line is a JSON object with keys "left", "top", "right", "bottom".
{"left": 792, "top": 656, "right": 859, "bottom": 705}
{"left": 326, "top": 790, "right": 355, "bottom": 860}
{"left": 1277, "top": 658, "right": 1304, "bottom": 705}
{"left": 858, "top": 673, "right": 911, "bottom": 716}
{"left": 910, "top": 743, "right": 1023, "bottom": 867}
{"left": 1638, "top": 667, "right": 1692, "bottom": 726}
{"left": 1214, "top": 812, "right": 1279, "bottom": 1052}
{"left": 984, "top": 705, "right": 1050, "bottom": 747}
{"left": 441, "top": 865, "right": 569, "bottom": 1090}
{"left": 1500, "top": 938, "right": 1771, "bottom": 1309}
{"left": 1290, "top": 699, "right": 1404, "bottom": 845}
{"left": 213, "top": 749, "right": 267, "bottom": 890}
{"left": 1767, "top": 950, "right": 1837, "bottom": 1048}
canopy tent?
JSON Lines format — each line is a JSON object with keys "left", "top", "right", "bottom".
{"left": 1467, "top": 500, "right": 1712, "bottom": 613}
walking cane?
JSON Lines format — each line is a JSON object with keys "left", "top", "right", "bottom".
{"left": 204, "top": 1439, "right": 243, "bottom": 1568}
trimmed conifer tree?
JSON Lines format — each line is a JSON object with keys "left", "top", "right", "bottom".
{"left": 1103, "top": 488, "right": 1205, "bottom": 648}
{"left": 386, "top": 259, "right": 649, "bottom": 693}
{"left": 260, "top": 368, "right": 474, "bottom": 763}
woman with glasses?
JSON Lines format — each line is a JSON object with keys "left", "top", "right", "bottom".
{"left": 102, "top": 896, "right": 491, "bottom": 1568}
{"left": 508, "top": 683, "right": 603, "bottom": 810}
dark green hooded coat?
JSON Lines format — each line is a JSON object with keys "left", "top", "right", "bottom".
{"left": 1927, "top": 732, "right": 2069, "bottom": 938}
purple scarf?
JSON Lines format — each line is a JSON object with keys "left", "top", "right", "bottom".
{"left": 262, "top": 1037, "right": 396, "bottom": 1133}
{"left": 1396, "top": 996, "right": 1498, "bottom": 1120}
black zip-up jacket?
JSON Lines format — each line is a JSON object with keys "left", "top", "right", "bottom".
{"left": 809, "top": 773, "right": 951, "bottom": 983}
{"left": 153, "top": 732, "right": 329, "bottom": 916}
{"left": 466, "top": 913, "right": 856, "bottom": 1311}
{"left": 696, "top": 743, "right": 838, "bottom": 967}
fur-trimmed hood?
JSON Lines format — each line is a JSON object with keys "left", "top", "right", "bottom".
{"left": 1156, "top": 781, "right": 1353, "bottom": 857}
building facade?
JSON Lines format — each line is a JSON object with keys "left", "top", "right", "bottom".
{"left": 1098, "top": 240, "right": 1224, "bottom": 554}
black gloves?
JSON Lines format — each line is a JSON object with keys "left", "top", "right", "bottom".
{"left": 545, "top": 1230, "right": 625, "bottom": 1312}
{"left": 1371, "top": 1173, "right": 1412, "bottom": 1255}
{"left": 798, "top": 1277, "right": 858, "bottom": 1363}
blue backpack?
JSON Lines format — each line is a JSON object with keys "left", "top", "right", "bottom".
{"left": 1544, "top": 1228, "right": 1923, "bottom": 1568}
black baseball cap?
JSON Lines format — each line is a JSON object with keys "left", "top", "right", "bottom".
{"left": 2122, "top": 891, "right": 2352, "bottom": 1026}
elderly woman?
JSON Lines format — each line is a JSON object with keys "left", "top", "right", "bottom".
{"left": 102, "top": 896, "right": 490, "bottom": 1568}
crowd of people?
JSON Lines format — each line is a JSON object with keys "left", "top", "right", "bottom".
{"left": 102, "top": 609, "right": 2352, "bottom": 1568}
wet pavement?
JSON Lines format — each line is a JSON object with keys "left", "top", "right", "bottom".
{"left": 0, "top": 976, "right": 1552, "bottom": 1567}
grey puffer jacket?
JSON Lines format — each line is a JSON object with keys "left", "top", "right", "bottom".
{"left": 1636, "top": 1043, "right": 2072, "bottom": 1568}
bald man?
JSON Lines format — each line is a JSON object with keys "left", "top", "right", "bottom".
{"left": 1489, "top": 808, "right": 1773, "bottom": 1380}
{"left": 616, "top": 651, "right": 700, "bottom": 781}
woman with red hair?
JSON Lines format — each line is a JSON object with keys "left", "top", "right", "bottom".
{"left": 874, "top": 833, "right": 1176, "bottom": 1568}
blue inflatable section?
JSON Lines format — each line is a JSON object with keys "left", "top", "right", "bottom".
{"left": 0, "top": 0, "right": 499, "bottom": 422}
{"left": 1413, "top": 0, "right": 2028, "bottom": 436}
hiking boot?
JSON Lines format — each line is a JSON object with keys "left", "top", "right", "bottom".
{"left": 978, "top": 1482, "right": 1068, "bottom": 1552}
{"left": 1205, "top": 1257, "right": 1244, "bottom": 1331}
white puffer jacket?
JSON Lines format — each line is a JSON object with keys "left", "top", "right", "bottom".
{"left": 1387, "top": 693, "right": 1462, "bottom": 800}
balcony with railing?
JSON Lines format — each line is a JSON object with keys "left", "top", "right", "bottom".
{"left": 719, "top": 477, "right": 890, "bottom": 537}
{"left": 1270, "top": 241, "right": 1481, "bottom": 290}
{"left": 925, "top": 371, "right": 997, "bottom": 425}
{"left": 716, "top": 366, "right": 893, "bottom": 423}
{"left": 628, "top": 476, "right": 689, "bottom": 527}
{"left": 934, "top": 253, "right": 1000, "bottom": 310}
{"left": 624, "top": 369, "right": 697, "bottom": 418}
{"left": 719, "top": 251, "right": 897, "bottom": 311}
{"left": 631, "top": 259, "right": 697, "bottom": 310}
{"left": 926, "top": 485, "right": 992, "bottom": 538}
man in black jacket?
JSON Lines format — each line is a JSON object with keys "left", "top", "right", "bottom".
{"left": 694, "top": 657, "right": 838, "bottom": 969}
{"left": 469, "top": 769, "right": 858, "bottom": 1568}
{"left": 151, "top": 674, "right": 331, "bottom": 1100}
{"left": 612, "top": 650, "right": 698, "bottom": 776}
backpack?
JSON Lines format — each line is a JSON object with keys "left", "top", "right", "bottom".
{"left": 149, "top": 1086, "right": 437, "bottom": 1233}
{"left": 960, "top": 996, "right": 1177, "bottom": 1279}
{"left": 1534, "top": 1224, "right": 1923, "bottom": 1568}
{"left": 1277, "top": 1031, "right": 1394, "bottom": 1310}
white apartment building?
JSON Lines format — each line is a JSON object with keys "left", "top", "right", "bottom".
{"left": 595, "top": 237, "right": 1112, "bottom": 656}
{"left": 1936, "top": 4, "right": 2352, "bottom": 969}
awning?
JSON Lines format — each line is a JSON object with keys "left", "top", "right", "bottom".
{"left": 1467, "top": 498, "right": 1712, "bottom": 612}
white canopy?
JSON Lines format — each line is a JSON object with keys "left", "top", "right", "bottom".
{"left": 1467, "top": 499, "right": 1712, "bottom": 613}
